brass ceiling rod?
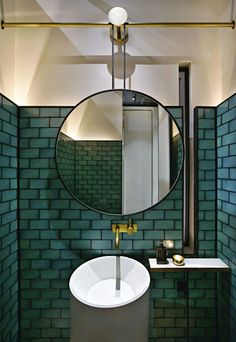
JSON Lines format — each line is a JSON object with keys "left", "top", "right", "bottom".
{"left": 128, "top": 21, "right": 235, "bottom": 28}
{"left": 1, "top": 21, "right": 235, "bottom": 29}
{"left": 1, "top": 21, "right": 111, "bottom": 28}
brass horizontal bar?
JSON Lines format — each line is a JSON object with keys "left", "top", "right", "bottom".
{"left": 1, "top": 21, "right": 112, "bottom": 29}
{"left": 127, "top": 21, "right": 235, "bottom": 28}
{"left": 1, "top": 20, "right": 235, "bottom": 29}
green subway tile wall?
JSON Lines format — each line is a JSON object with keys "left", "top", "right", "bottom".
{"left": 149, "top": 271, "right": 188, "bottom": 341}
{"left": 0, "top": 95, "right": 18, "bottom": 341}
{"left": 189, "top": 107, "right": 217, "bottom": 341}
{"left": 19, "top": 105, "right": 184, "bottom": 341}
{"left": 75, "top": 140, "right": 122, "bottom": 213}
{"left": 149, "top": 271, "right": 217, "bottom": 342}
{"left": 57, "top": 133, "right": 75, "bottom": 193}
{"left": 195, "top": 107, "right": 217, "bottom": 257}
{"left": 2, "top": 91, "right": 235, "bottom": 341}
{"left": 170, "top": 133, "right": 183, "bottom": 187}
{"left": 188, "top": 272, "right": 217, "bottom": 342}
{"left": 57, "top": 137, "right": 123, "bottom": 214}
{"left": 217, "top": 94, "right": 236, "bottom": 342}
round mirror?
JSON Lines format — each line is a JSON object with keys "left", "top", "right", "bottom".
{"left": 56, "top": 90, "right": 183, "bottom": 215}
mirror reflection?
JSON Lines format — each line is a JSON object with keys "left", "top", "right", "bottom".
{"left": 56, "top": 90, "right": 183, "bottom": 215}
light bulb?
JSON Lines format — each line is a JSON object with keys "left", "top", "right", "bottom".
{"left": 108, "top": 7, "right": 128, "bottom": 26}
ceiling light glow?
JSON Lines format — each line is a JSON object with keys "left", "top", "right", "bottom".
{"left": 108, "top": 7, "right": 128, "bottom": 26}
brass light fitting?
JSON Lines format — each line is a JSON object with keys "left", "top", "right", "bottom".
{"left": 110, "top": 24, "right": 129, "bottom": 46}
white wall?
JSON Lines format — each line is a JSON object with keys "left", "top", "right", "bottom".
{"left": 0, "top": 1, "right": 15, "bottom": 100}
{"left": 0, "top": 0, "right": 235, "bottom": 107}
{"left": 12, "top": 26, "right": 221, "bottom": 108}
{"left": 220, "top": 1, "right": 236, "bottom": 99}
{"left": 61, "top": 91, "right": 123, "bottom": 140}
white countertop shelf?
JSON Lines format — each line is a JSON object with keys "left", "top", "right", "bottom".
{"left": 149, "top": 258, "right": 230, "bottom": 272}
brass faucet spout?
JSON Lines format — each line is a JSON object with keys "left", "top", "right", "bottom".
{"left": 115, "top": 227, "right": 120, "bottom": 249}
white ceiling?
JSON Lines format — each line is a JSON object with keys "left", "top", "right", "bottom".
{"left": 3, "top": 0, "right": 232, "bottom": 23}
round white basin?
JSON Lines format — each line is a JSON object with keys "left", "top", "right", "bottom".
{"left": 69, "top": 255, "right": 150, "bottom": 308}
{"left": 70, "top": 256, "right": 150, "bottom": 341}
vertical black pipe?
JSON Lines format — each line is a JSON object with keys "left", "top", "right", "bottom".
{"left": 17, "top": 105, "right": 21, "bottom": 342}
{"left": 123, "top": 24, "right": 126, "bottom": 89}
{"left": 186, "top": 272, "right": 189, "bottom": 342}
{"left": 111, "top": 25, "right": 115, "bottom": 89}
{"left": 214, "top": 106, "right": 219, "bottom": 342}
{"left": 0, "top": 0, "right": 5, "bottom": 22}
{"left": 193, "top": 108, "right": 199, "bottom": 255}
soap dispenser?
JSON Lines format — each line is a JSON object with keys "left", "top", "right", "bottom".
{"left": 156, "top": 241, "right": 169, "bottom": 264}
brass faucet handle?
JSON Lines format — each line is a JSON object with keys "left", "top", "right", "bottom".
{"left": 127, "top": 218, "right": 134, "bottom": 235}
{"left": 127, "top": 225, "right": 134, "bottom": 235}
{"left": 127, "top": 223, "right": 138, "bottom": 235}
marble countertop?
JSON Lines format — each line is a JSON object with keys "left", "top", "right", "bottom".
{"left": 149, "top": 258, "right": 230, "bottom": 272}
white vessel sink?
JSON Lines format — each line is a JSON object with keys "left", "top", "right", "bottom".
{"left": 69, "top": 255, "right": 150, "bottom": 308}
{"left": 70, "top": 256, "right": 150, "bottom": 341}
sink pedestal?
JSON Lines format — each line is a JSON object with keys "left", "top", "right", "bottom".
{"left": 70, "top": 290, "right": 149, "bottom": 342}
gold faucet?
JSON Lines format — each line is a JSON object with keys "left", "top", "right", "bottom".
{"left": 112, "top": 220, "right": 138, "bottom": 249}
{"left": 115, "top": 226, "right": 120, "bottom": 249}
